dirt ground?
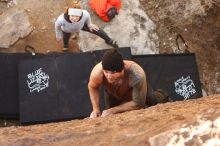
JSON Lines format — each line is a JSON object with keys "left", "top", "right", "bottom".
{"left": 139, "top": 0, "right": 220, "bottom": 95}
{"left": 0, "top": 0, "right": 80, "bottom": 53}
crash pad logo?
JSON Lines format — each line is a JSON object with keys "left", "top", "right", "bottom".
{"left": 174, "top": 76, "right": 196, "bottom": 100}
{"left": 27, "top": 68, "right": 50, "bottom": 93}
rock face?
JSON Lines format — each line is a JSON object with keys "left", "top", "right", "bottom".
{"left": 79, "top": 0, "right": 159, "bottom": 54}
{"left": 0, "top": 94, "right": 220, "bottom": 146}
{"left": 0, "top": 9, "right": 32, "bottom": 48}
{"left": 149, "top": 108, "right": 220, "bottom": 146}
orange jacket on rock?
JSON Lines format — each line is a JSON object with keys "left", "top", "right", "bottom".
{"left": 89, "top": 0, "right": 121, "bottom": 22}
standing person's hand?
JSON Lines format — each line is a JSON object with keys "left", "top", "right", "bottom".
{"left": 90, "top": 110, "right": 101, "bottom": 118}
{"left": 88, "top": 24, "right": 99, "bottom": 32}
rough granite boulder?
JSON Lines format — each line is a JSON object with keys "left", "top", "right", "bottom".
{"left": 0, "top": 94, "right": 219, "bottom": 146}
{"left": 0, "top": 9, "right": 32, "bottom": 48}
{"left": 79, "top": 0, "right": 159, "bottom": 55}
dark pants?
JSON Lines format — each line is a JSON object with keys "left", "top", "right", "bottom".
{"left": 104, "top": 84, "right": 167, "bottom": 109}
{"left": 62, "top": 23, "right": 112, "bottom": 48}
{"left": 145, "top": 84, "right": 158, "bottom": 106}
{"left": 104, "top": 91, "right": 122, "bottom": 109}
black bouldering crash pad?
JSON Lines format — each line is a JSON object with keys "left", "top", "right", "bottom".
{"left": 0, "top": 53, "right": 44, "bottom": 119}
{"left": 132, "top": 53, "right": 202, "bottom": 102}
{"left": 18, "top": 47, "right": 131, "bottom": 124}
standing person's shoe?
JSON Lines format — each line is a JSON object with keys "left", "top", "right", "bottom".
{"left": 62, "top": 47, "right": 69, "bottom": 52}
{"left": 106, "top": 40, "right": 119, "bottom": 48}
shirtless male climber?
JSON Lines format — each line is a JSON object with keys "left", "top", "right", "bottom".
{"left": 88, "top": 49, "right": 147, "bottom": 118}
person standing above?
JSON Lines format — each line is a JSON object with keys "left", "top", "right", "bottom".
{"left": 89, "top": 0, "right": 121, "bottom": 22}
{"left": 88, "top": 49, "right": 147, "bottom": 118}
{"left": 55, "top": 1, "right": 118, "bottom": 52}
